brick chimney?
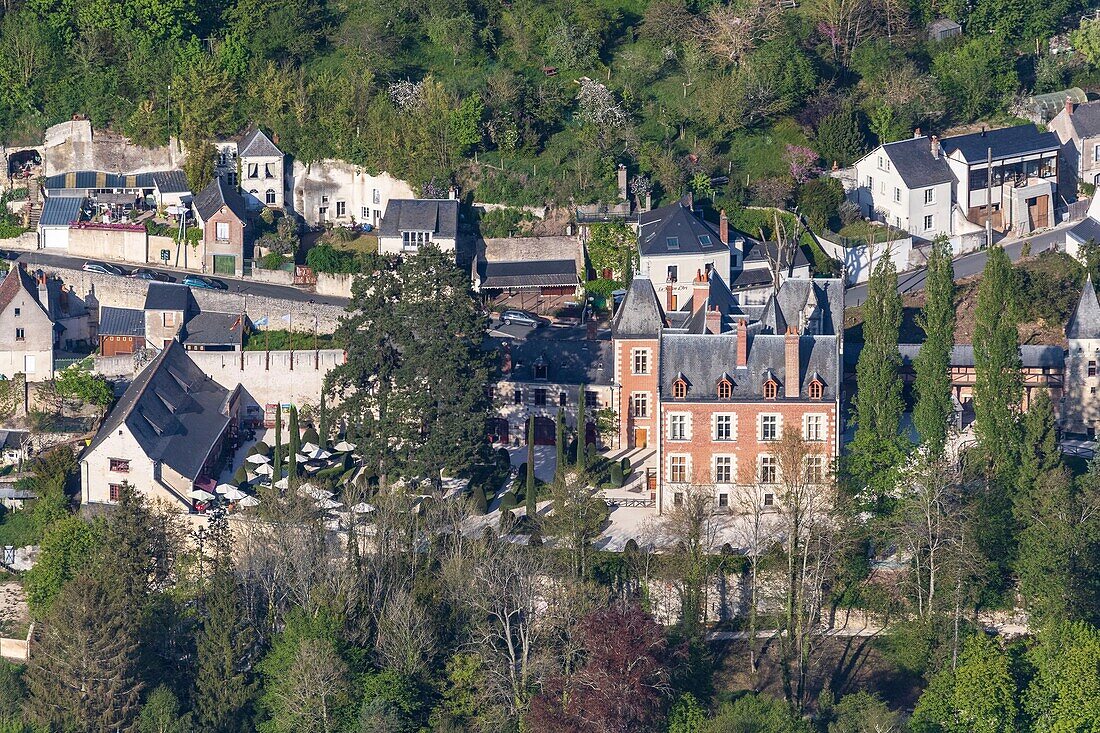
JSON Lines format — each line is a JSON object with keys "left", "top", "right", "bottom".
{"left": 501, "top": 341, "right": 512, "bottom": 375}
{"left": 784, "top": 327, "right": 800, "bottom": 398}
{"left": 1066, "top": 96, "right": 1074, "bottom": 117}
{"left": 931, "top": 135, "right": 940, "bottom": 159}
{"left": 666, "top": 282, "right": 675, "bottom": 312}
{"left": 914, "top": 127, "right": 921, "bottom": 138}
{"left": 719, "top": 209, "right": 729, "bottom": 245}
{"left": 736, "top": 319, "right": 748, "bottom": 367}
{"left": 706, "top": 305, "right": 722, "bottom": 334}
{"left": 692, "top": 269, "right": 709, "bottom": 313}
{"left": 684, "top": 191, "right": 694, "bottom": 211}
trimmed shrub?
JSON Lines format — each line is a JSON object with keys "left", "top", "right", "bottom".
{"left": 233, "top": 466, "right": 248, "bottom": 485}
{"left": 472, "top": 485, "right": 488, "bottom": 514}
{"left": 499, "top": 491, "right": 517, "bottom": 511}
{"left": 253, "top": 441, "right": 271, "bottom": 457}
{"left": 302, "top": 427, "right": 319, "bottom": 445}
{"left": 621, "top": 456, "right": 632, "bottom": 475}
{"left": 495, "top": 447, "right": 511, "bottom": 467}
{"left": 610, "top": 462, "right": 623, "bottom": 487}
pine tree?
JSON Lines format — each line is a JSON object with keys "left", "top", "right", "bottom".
{"left": 26, "top": 573, "right": 144, "bottom": 732}
{"left": 1015, "top": 389, "right": 1060, "bottom": 498}
{"left": 195, "top": 570, "right": 257, "bottom": 733}
{"left": 526, "top": 417, "right": 537, "bottom": 519}
{"left": 575, "top": 383, "right": 587, "bottom": 471}
{"left": 848, "top": 255, "right": 906, "bottom": 502}
{"left": 913, "top": 235, "right": 956, "bottom": 455}
{"left": 972, "top": 246, "right": 1022, "bottom": 481}
{"left": 555, "top": 407, "right": 565, "bottom": 482}
{"left": 273, "top": 403, "right": 283, "bottom": 478}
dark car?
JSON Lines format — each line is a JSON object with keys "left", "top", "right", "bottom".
{"left": 501, "top": 309, "right": 548, "bottom": 328}
{"left": 183, "top": 274, "right": 228, "bottom": 290}
{"left": 82, "top": 261, "right": 126, "bottom": 277}
{"left": 129, "top": 268, "right": 171, "bottom": 282}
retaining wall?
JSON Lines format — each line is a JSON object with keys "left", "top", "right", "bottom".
{"left": 816, "top": 233, "right": 913, "bottom": 285}
{"left": 316, "top": 273, "right": 354, "bottom": 298}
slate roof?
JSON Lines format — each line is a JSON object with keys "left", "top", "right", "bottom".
{"left": 479, "top": 260, "right": 579, "bottom": 290}
{"left": 0, "top": 267, "right": 47, "bottom": 317}
{"left": 941, "top": 125, "right": 1060, "bottom": 163}
{"left": 759, "top": 279, "right": 844, "bottom": 336}
{"left": 844, "top": 343, "right": 1066, "bottom": 369}
{"left": 85, "top": 341, "right": 236, "bottom": 481}
{"left": 44, "top": 171, "right": 155, "bottom": 190}
{"left": 39, "top": 196, "right": 84, "bottom": 227}
{"left": 1066, "top": 100, "right": 1100, "bottom": 138}
{"left": 659, "top": 332, "right": 838, "bottom": 401}
{"left": 928, "top": 17, "right": 961, "bottom": 33}
{"left": 880, "top": 137, "right": 953, "bottom": 188}
{"left": 238, "top": 126, "right": 283, "bottom": 158}
{"left": 637, "top": 201, "right": 734, "bottom": 257}
{"left": 486, "top": 332, "right": 612, "bottom": 386}
{"left": 183, "top": 311, "right": 243, "bottom": 347}
{"left": 742, "top": 240, "right": 811, "bottom": 269}
{"left": 729, "top": 268, "right": 775, "bottom": 290}
{"left": 611, "top": 278, "right": 665, "bottom": 338}
{"left": 151, "top": 170, "right": 191, "bottom": 194}
{"left": 1068, "top": 217, "right": 1100, "bottom": 244}
{"left": 379, "top": 199, "right": 459, "bottom": 239}
{"left": 99, "top": 306, "right": 145, "bottom": 337}
{"left": 144, "top": 283, "right": 193, "bottom": 313}
{"left": 1068, "top": 277, "right": 1100, "bottom": 340}
{"left": 193, "top": 177, "right": 250, "bottom": 223}
{"left": 0, "top": 430, "right": 29, "bottom": 451}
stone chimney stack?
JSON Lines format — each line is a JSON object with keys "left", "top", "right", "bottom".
{"left": 685, "top": 191, "right": 694, "bottom": 211}
{"left": 706, "top": 305, "right": 722, "bottom": 334}
{"left": 719, "top": 209, "right": 729, "bottom": 245}
{"left": 784, "top": 327, "right": 800, "bottom": 398}
{"left": 692, "top": 270, "right": 709, "bottom": 314}
{"left": 1066, "top": 96, "right": 1074, "bottom": 117}
{"left": 666, "top": 283, "right": 675, "bottom": 312}
{"left": 931, "top": 135, "right": 940, "bottom": 159}
{"left": 501, "top": 341, "right": 512, "bottom": 375}
{"left": 736, "top": 319, "right": 748, "bottom": 367}
{"left": 914, "top": 127, "right": 921, "bottom": 138}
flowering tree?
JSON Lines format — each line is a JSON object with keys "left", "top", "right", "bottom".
{"left": 784, "top": 144, "right": 821, "bottom": 184}
{"left": 388, "top": 80, "right": 425, "bottom": 111}
{"left": 576, "top": 79, "right": 627, "bottom": 130}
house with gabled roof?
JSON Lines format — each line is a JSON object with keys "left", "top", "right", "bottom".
{"left": 192, "top": 177, "right": 251, "bottom": 277}
{"left": 612, "top": 269, "right": 844, "bottom": 512}
{"left": 1063, "top": 276, "right": 1100, "bottom": 437}
{"left": 80, "top": 340, "right": 242, "bottom": 515}
{"left": 377, "top": 199, "right": 460, "bottom": 257}
{"left": 1049, "top": 98, "right": 1100, "bottom": 189}
{"left": 215, "top": 124, "right": 285, "bottom": 211}
{"left": 0, "top": 266, "right": 57, "bottom": 381}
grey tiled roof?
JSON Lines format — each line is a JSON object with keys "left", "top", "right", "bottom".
{"left": 44, "top": 171, "right": 155, "bottom": 190}
{"left": 183, "top": 311, "right": 243, "bottom": 347}
{"left": 479, "top": 260, "right": 579, "bottom": 290}
{"left": 144, "top": 283, "right": 192, "bottom": 313}
{"left": 39, "top": 196, "right": 84, "bottom": 227}
{"left": 99, "top": 306, "right": 145, "bottom": 337}
{"left": 238, "top": 127, "right": 283, "bottom": 158}
{"left": 941, "top": 125, "right": 1060, "bottom": 163}
{"left": 85, "top": 341, "right": 234, "bottom": 481}
{"left": 844, "top": 342, "right": 1066, "bottom": 369}
{"left": 193, "top": 177, "right": 250, "bottom": 223}
{"left": 1068, "top": 278, "right": 1100, "bottom": 340}
{"left": 880, "top": 137, "right": 953, "bottom": 188}
{"left": 1068, "top": 101, "right": 1100, "bottom": 138}
{"left": 612, "top": 278, "right": 665, "bottom": 338}
{"left": 637, "top": 201, "right": 737, "bottom": 257}
{"left": 1068, "top": 217, "right": 1100, "bottom": 244}
{"left": 379, "top": 199, "right": 459, "bottom": 238}
{"left": 486, "top": 333, "right": 612, "bottom": 385}
{"left": 758, "top": 279, "right": 844, "bottom": 336}
{"left": 151, "top": 170, "right": 191, "bottom": 194}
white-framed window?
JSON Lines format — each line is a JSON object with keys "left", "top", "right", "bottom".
{"left": 265, "top": 189, "right": 276, "bottom": 205}
{"left": 215, "top": 222, "right": 230, "bottom": 241}
{"left": 714, "top": 414, "right": 735, "bottom": 441}
{"left": 759, "top": 455, "right": 777, "bottom": 484}
{"left": 924, "top": 188, "right": 935, "bottom": 205}
{"left": 361, "top": 206, "right": 369, "bottom": 220}
{"left": 866, "top": 175, "right": 873, "bottom": 191}
{"left": 879, "top": 180, "right": 885, "bottom": 194}
{"left": 669, "top": 414, "right": 689, "bottom": 441}
{"left": 264, "top": 163, "right": 276, "bottom": 178}
{"left": 805, "top": 455, "right": 827, "bottom": 483}
{"left": 877, "top": 155, "right": 884, "bottom": 170}
{"left": 924, "top": 214, "right": 934, "bottom": 231}
{"left": 632, "top": 348, "right": 649, "bottom": 375}
{"left": 893, "top": 187, "right": 900, "bottom": 203}
{"left": 714, "top": 455, "right": 733, "bottom": 483}
{"left": 401, "top": 231, "right": 433, "bottom": 251}
{"left": 669, "top": 455, "right": 688, "bottom": 483}
{"left": 804, "top": 414, "right": 825, "bottom": 442}
{"left": 759, "top": 414, "right": 779, "bottom": 441}
{"left": 1094, "top": 144, "right": 1100, "bottom": 162}
{"left": 336, "top": 201, "right": 346, "bottom": 217}
{"left": 631, "top": 392, "right": 648, "bottom": 418}
{"left": 247, "top": 163, "right": 259, "bottom": 179}
{"left": 763, "top": 492, "right": 775, "bottom": 507}
{"left": 718, "top": 492, "right": 729, "bottom": 508}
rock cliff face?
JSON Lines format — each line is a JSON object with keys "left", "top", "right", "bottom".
{"left": 43, "top": 119, "right": 185, "bottom": 177}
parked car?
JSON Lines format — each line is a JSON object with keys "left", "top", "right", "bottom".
{"left": 129, "top": 268, "right": 171, "bottom": 282}
{"left": 82, "top": 261, "right": 125, "bottom": 276}
{"left": 501, "top": 309, "right": 548, "bottom": 328}
{"left": 183, "top": 275, "right": 227, "bottom": 290}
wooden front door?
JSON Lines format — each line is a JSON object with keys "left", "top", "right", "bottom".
{"left": 633, "top": 428, "right": 647, "bottom": 448}
{"left": 1028, "top": 195, "right": 1049, "bottom": 229}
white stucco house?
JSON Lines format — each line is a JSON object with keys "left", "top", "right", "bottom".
{"left": 377, "top": 199, "right": 460, "bottom": 256}
{"left": 290, "top": 161, "right": 416, "bottom": 227}
{"left": 216, "top": 126, "right": 285, "bottom": 211}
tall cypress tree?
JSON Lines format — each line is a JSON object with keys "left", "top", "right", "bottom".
{"left": 849, "top": 256, "right": 906, "bottom": 501}
{"left": 273, "top": 403, "right": 283, "bottom": 478}
{"left": 575, "top": 383, "right": 587, "bottom": 471}
{"left": 195, "top": 570, "right": 258, "bottom": 732}
{"left": 318, "top": 391, "right": 329, "bottom": 449}
{"left": 913, "top": 235, "right": 956, "bottom": 455}
{"left": 555, "top": 406, "right": 565, "bottom": 482}
{"left": 526, "top": 417, "right": 537, "bottom": 519}
{"left": 972, "top": 246, "right": 1022, "bottom": 480}
{"left": 288, "top": 405, "right": 301, "bottom": 480}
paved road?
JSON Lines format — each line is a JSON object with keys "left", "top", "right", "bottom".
{"left": 0, "top": 249, "right": 351, "bottom": 308}
{"left": 843, "top": 224, "right": 1074, "bottom": 308}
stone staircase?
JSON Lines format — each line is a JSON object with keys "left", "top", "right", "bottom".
{"left": 23, "top": 202, "right": 41, "bottom": 229}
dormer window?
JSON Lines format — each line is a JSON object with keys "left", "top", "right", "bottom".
{"left": 698, "top": 235, "right": 712, "bottom": 247}
{"left": 673, "top": 378, "right": 688, "bottom": 399}
{"left": 717, "top": 378, "right": 733, "bottom": 400}
{"left": 763, "top": 380, "right": 778, "bottom": 400}
{"left": 666, "top": 237, "right": 680, "bottom": 250}
{"left": 808, "top": 379, "right": 824, "bottom": 400}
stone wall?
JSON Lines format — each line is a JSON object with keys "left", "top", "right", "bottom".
{"left": 42, "top": 264, "right": 347, "bottom": 333}
{"left": 42, "top": 120, "right": 185, "bottom": 177}
{"left": 66, "top": 224, "right": 147, "bottom": 265}
{"left": 816, "top": 232, "right": 913, "bottom": 285}
{"left": 316, "top": 272, "right": 354, "bottom": 298}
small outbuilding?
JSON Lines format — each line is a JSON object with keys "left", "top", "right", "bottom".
{"left": 928, "top": 17, "right": 962, "bottom": 41}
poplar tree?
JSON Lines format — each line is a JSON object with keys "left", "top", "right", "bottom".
{"left": 1015, "top": 389, "right": 1060, "bottom": 499}
{"left": 972, "top": 246, "right": 1022, "bottom": 481}
{"left": 575, "top": 384, "right": 587, "bottom": 471}
{"left": 913, "top": 235, "right": 956, "bottom": 455}
{"left": 849, "top": 256, "right": 906, "bottom": 502}
{"left": 526, "top": 417, "right": 536, "bottom": 519}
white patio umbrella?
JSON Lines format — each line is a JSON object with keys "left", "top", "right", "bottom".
{"left": 188, "top": 489, "right": 215, "bottom": 501}
{"left": 238, "top": 495, "right": 260, "bottom": 507}
{"left": 296, "top": 453, "right": 311, "bottom": 463}
{"left": 307, "top": 448, "right": 332, "bottom": 460}
{"left": 300, "top": 484, "right": 334, "bottom": 500}
{"left": 316, "top": 498, "right": 343, "bottom": 511}
{"left": 223, "top": 487, "right": 248, "bottom": 501}
{"left": 274, "top": 476, "right": 289, "bottom": 490}
{"left": 253, "top": 463, "right": 275, "bottom": 477}
{"left": 246, "top": 454, "right": 271, "bottom": 465}
{"left": 214, "top": 483, "right": 236, "bottom": 495}
{"left": 301, "top": 442, "right": 320, "bottom": 454}
{"left": 351, "top": 502, "right": 375, "bottom": 514}
{"left": 334, "top": 440, "right": 356, "bottom": 452}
